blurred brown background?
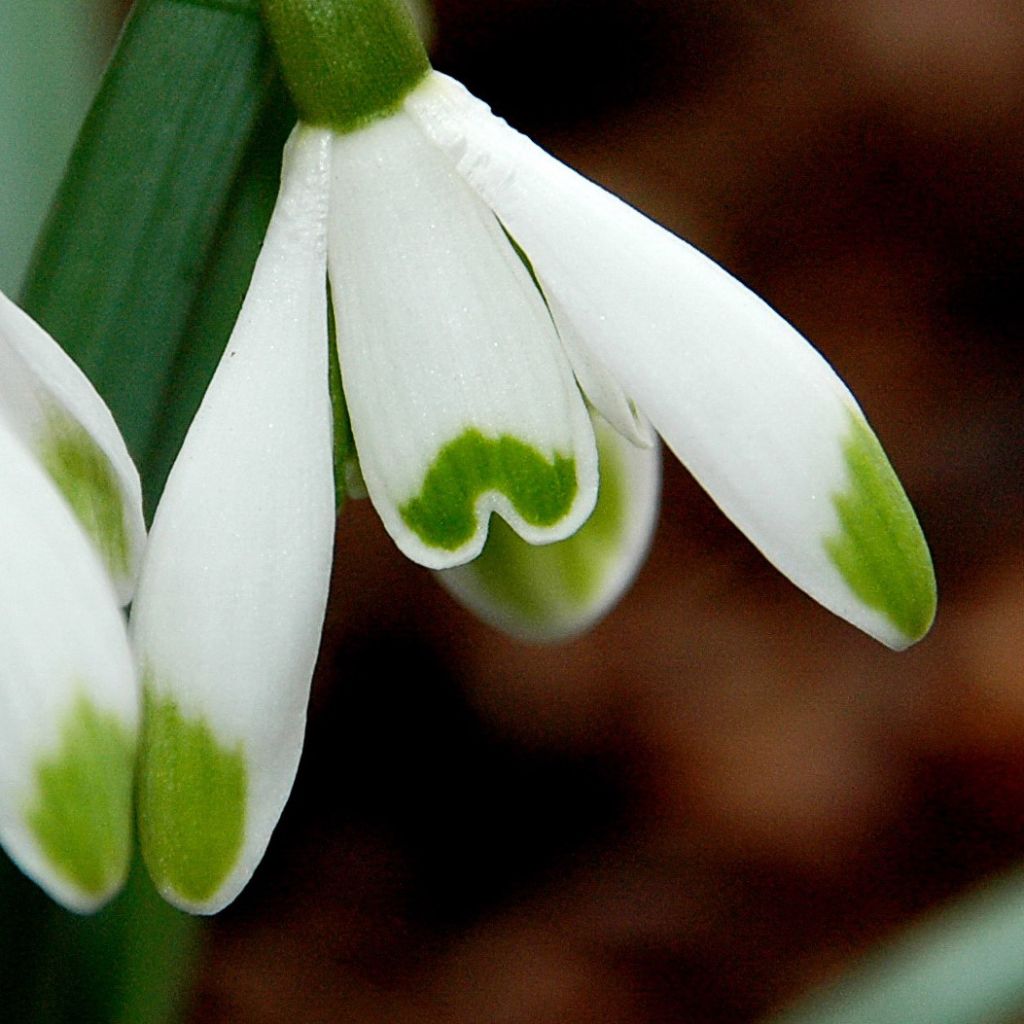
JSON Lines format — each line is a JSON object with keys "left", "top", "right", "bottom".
{"left": 112, "top": 0, "right": 1019, "bottom": 1020}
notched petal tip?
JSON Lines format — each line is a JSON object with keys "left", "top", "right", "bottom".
{"left": 438, "top": 415, "right": 660, "bottom": 641}
{"left": 825, "top": 412, "right": 937, "bottom": 649}
{"left": 393, "top": 427, "right": 597, "bottom": 570}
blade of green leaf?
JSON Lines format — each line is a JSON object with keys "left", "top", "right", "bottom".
{"left": 143, "top": 76, "right": 296, "bottom": 504}
{"left": 0, "top": 1, "right": 109, "bottom": 293}
{"left": 21, "top": 0, "right": 270, "bottom": 478}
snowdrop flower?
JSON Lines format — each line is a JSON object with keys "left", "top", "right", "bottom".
{"left": 0, "top": 290, "right": 144, "bottom": 911}
{"left": 131, "top": 0, "right": 935, "bottom": 913}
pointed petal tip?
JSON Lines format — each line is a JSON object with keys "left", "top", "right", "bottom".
{"left": 825, "top": 412, "right": 937, "bottom": 651}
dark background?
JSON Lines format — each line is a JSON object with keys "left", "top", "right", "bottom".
{"left": 119, "top": 1, "right": 1024, "bottom": 1020}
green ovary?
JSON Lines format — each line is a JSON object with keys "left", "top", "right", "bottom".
{"left": 138, "top": 686, "right": 247, "bottom": 905}
{"left": 399, "top": 429, "right": 578, "bottom": 552}
{"left": 825, "top": 413, "right": 936, "bottom": 642}
{"left": 467, "top": 423, "right": 628, "bottom": 623}
{"left": 26, "top": 694, "right": 134, "bottom": 899}
{"left": 39, "top": 414, "right": 130, "bottom": 580}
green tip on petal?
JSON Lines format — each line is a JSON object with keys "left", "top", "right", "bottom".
{"left": 825, "top": 413, "right": 937, "bottom": 647}
{"left": 26, "top": 693, "right": 134, "bottom": 904}
{"left": 261, "top": 0, "right": 429, "bottom": 133}
{"left": 38, "top": 413, "right": 131, "bottom": 582}
{"left": 399, "top": 428, "right": 578, "bottom": 552}
{"left": 468, "top": 425, "right": 628, "bottom": 624}
{"left": 138, "top": 685, "right": 247, "bottom": 909}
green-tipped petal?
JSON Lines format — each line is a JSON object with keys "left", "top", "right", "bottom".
{"left": 825, "top": 413, "right": 936, "bottom": 648}
{"left": 439, "top": 413, "right": 661, "bottom": 641}
{"left": 328, "top": 108, "right": 598, "bottom": 570}
{"left": 131, "top": 127, "right": 336, "bottom": 913}
{"left": 406, "top": 73, "right": 935, "bottom": 647}
{"left": 0, "top": 420, "right": 137, "bottom": 913}
{"left": 0, "top": 289, "right": 145, "bottom": 601}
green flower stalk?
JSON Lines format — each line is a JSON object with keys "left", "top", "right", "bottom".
{"left": 129, "top": 0, "right": 936, "bottom": 914}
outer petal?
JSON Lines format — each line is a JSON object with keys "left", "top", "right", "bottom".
{"left": 406, "top": 73, "right": 936, "bottom": 649}
{"left": 327, "top": 109, "right": 598, "bottom": 571}
{"left": 0, "top": 290, "right": 145, "bottom": 602}
{"left": 438, "top": 412, "right": 660, "bottom": 642}
{"left": 0, "top": 420, "right": 137, "bottom": 913}
{"left": 130, "top": 126, "right": 335, "bottom": 914}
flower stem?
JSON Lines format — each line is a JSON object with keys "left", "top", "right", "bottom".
{"left": 261, "top": 0, "right": 429, "bottom": 132}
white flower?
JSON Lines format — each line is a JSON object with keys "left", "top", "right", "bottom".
{"left": 131, "top": 0, "right": 935, "bottom": 913}
{"left": 0, "top": 289, "right": 144, "bottom": 912}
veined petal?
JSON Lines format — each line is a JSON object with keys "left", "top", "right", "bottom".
{"left": 406, "top": 73, "right": 936, "bottom": 649}
{"left": 327, "top": 108, "right": 598, "bottom": 570}
{"left": 438, "top": 412, "right": 660, "bottom": 642}
{"left": 0, "top": 290, "right": 145, "bottom": 602}
{"left": 131, "top": 126, "right": 336, "bottom": 914}
{"left": 0, "top": 420, "right": 136, "bottom": 913}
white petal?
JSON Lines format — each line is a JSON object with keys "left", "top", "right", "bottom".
{"left": 131, "top": 126, "right": 336, "bottom": 914}
{"left": 406, "top": 73, "right": 935, "bottom": 648}
{"left": 0, "top": 420, "right": 137, "bottom": 913}
{"left": 546, "top": 290, "right": 655, "bottom": 448}
{"left": 0, "top": 290, "right": 145, "bottom": 602}
{"left": 438, "top": 412, "right": 660, "bottom": 642}
{"left": 327, "top": 109, "right": 598, "bottom": 571}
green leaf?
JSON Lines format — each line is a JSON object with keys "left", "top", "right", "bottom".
{"left": 0, "top": 2, "right": 107, "bottom": 293}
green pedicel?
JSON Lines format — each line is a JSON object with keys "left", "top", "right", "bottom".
{"left": 466, "top": 421, "right": 627, "bottom": 624}
{"left": 27, "top": 694, "right": 133, "bottom": 899}
{"left": 825, "top": 413, "right": 936, "bottom": 643}
{"left": 39, "top": 414, "right": 131, "bottom": 580}
{"left": 261, "top": 0, "right": 429, "bottom": 133}
{"left": 399, "top": 429, "right": 578, "bottom": 552}
{"left": 138, "top": 686, "right": 247, "bottom": 906}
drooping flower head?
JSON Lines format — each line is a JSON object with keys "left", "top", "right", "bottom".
{"left": 0, "top": 290, "right": 144, "bottom": 911}
{"left": 131, "top": 0, "right": 936, "bottom": 913}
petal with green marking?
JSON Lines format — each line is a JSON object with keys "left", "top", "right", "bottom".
{"left": 26, "top": 694, "right": 134, "bottom": 909}
{"left": 137, "top": 686, "right": 247, "bottom": 911}
{"left": 328, "top": 107, "right": 597, "bottom": 569}
{"left": 407, "top": 73, "right": 934, "bottom": 646}
{"left": 439, "top": 413, "right": 661, "bottom": 641}
{"left": 130, "top": 126, "right": 336, "bottom": 913}
{"left": 0, "top": 418, "right": 137, "bottom": 913}
{"left": 825, "top": 413, "right": 936, "bottom": 648}
{"left": 0, "top": 289, "right": 145, "bottom": 601}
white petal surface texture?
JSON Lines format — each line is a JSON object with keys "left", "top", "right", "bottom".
{"left": 546, "top": 292, "right": 654, "bottom": 449}
{"left": 328, "top": 109, "right": 598, "bottom": 570}
{"left": 0, "top": 290, "right": 145, "bottom": 602}
{"left": 0, "top": 420, "right": 137, "bottom": 913}
{"left": 439, "top": 413, "right": 660, "bottom": 642}
{"left": 407, "top": 73, "right": 936, "bottom": 649}
{"left": 131, "top": 126, "right": 336, "bottom": 914}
